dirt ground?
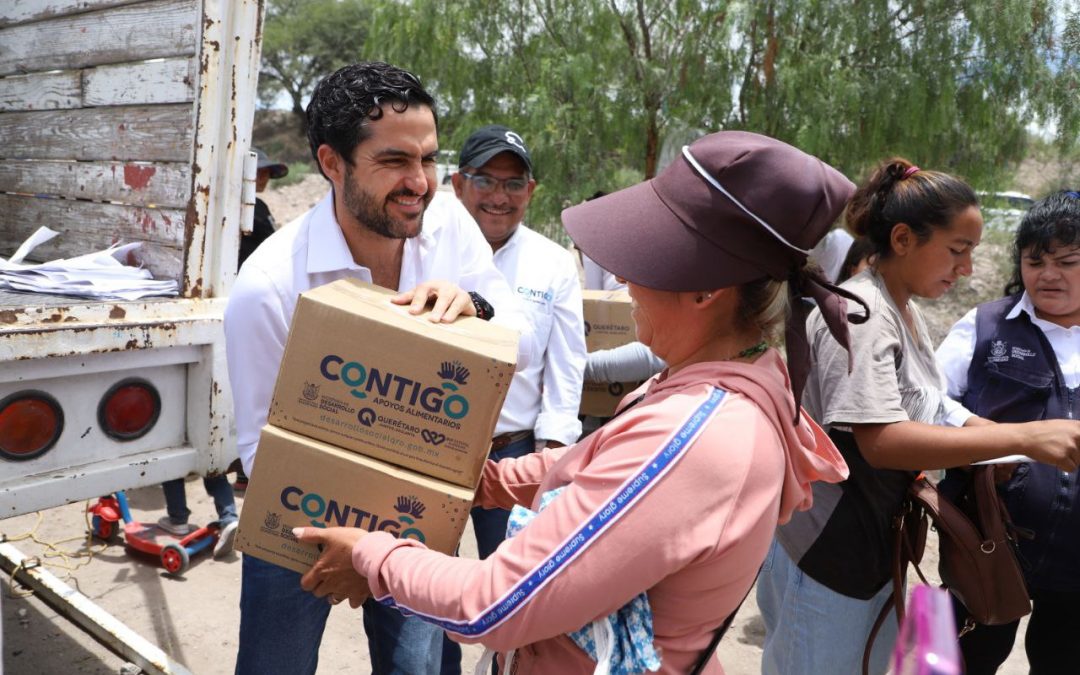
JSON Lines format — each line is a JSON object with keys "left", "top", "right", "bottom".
{"left": 1, "top": 481, "right": 485, "bottom": 674}
{"left": 2, "top": 477, "right": 1032, "bottom": 675}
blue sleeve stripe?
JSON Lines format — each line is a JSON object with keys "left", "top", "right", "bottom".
{"left": 374, "top": 386, "right": 728, "bottom": 637}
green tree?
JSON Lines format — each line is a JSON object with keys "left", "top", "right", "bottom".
{"left": 259, "top": 0, "right": 371, "bottom": 123}
{"left": 732, "top": 0, "right": 1079, "bottom": 186}
{"left": 355, "top": 0, "right": 1077, "bottom": 231}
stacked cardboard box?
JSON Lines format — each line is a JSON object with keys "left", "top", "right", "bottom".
{"left": 579, "top": 290, "right": 642, "bottom": 417}
{"left": 237, "top": 279, "right": 518, "bottom": 573}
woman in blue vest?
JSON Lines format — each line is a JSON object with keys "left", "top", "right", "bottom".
{"left": 936, "top": 190, "right": 1080, "bottom": 674}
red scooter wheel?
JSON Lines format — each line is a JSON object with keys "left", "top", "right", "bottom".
{"left": 161, "top": 543, "right": 190, "bottom": 575}
{"left": 91, "top": 515, "right": 118, "bottom": 541}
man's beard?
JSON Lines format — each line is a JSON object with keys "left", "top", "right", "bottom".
{"left": 341, "top": 166, "right": 430, "bottom": 240}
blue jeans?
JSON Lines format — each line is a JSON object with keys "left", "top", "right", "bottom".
{"left": 441, "top": 432, "right": 536, "bottom": 675}
{"left": 162, "top": 474, "right": 237, "bottom": 525}
{"left": 236, "top": 555, "right": 443, "bottom": 675}
{"left": 757, "top": 538, "right": 899, "bottom": 675}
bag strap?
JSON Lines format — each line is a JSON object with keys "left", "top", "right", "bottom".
{"left": 689, "top": 566, "right": 762, "bottom": 675}
{"left": 861, "top": 490, "right": 930, "bottom": 675}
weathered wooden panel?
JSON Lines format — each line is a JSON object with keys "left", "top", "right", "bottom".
{"left": 83, "top": 57, "right": 196, "bottom": 106}
{"left": 0, "top": 1, "right": 147, "bottom": 28}
{"left": 0, "top": 0, "right": 197, "bottom": 77}
{"left": 1, "top": 195, "right": 185, "bottom": 280}
{"left": 0, "top": 104, "right": 193, "bottom": 162}
{"left": 0, "top": 57, "right": 196, "bottom": 111}
{"left": 0, "top": 70, "right": 81, "bottom": 111}
{"left": 0, "top": 160, "right": 191, "bottom": 207}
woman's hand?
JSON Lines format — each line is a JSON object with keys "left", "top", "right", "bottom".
{"left": 295, "top": 527, "right": 371, "bottom": 609}
{"left": 1015, "top": 419, "right": 1080, "bottom": 472}
{"left": 392, "top": 281, "right": 476, "bottom": 323}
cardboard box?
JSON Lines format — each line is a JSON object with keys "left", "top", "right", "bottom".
{"left": 580, "top": 290, "right": 642, "bottom": 417}
{"left": 580, "top": 380, "right": 643, "bottom": 417}
{"left": 236, "top": 425, "right": 473, "bottom": 574}
{"left": 268, "top": 279, "right": 518, "bottom": 488}
{"left": 581, "top": 290, "right": 636, "bottom": 351}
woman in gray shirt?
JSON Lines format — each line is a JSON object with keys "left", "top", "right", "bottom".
{"left": 758, "top": 159, "right": 1080, "bottom": 675}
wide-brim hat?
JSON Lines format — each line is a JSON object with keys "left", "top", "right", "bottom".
{"left": 563, "top": 130, "right": 868, "bottom": 423}
{"left": 563, "top": 131, "right": 853, "bottom": 291}
{"left": 254, "top": 147, "right": 288, "bottom": 180}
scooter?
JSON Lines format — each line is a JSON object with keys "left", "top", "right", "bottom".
{"left": 88, "top": 491, "right": 223, "bottom": 575}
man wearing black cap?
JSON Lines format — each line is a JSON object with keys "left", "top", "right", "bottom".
{"left": 451, "top": 124, "right": 586, "bottom": 536}
{"left": 441, "top": 125, "right": 586, "bottom": 672}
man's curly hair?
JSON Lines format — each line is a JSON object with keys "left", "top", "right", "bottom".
{"left": 306, "top": 62, "right": 437, "bottom": 179}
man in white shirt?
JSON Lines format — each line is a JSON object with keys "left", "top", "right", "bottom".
{"left": 451, "top": 125, "right": 587, "bottom": 552}
{"left": 226, "top": 63, "right": 531, "bottom": 675}
{"left": 439, "top": 123, "right": 586, "bottom": 674}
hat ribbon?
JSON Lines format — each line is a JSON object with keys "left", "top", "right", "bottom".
{"left": 785, "top": 266, "right": 870, "bottom": 424}
{"left": 682, "top": 146, "right": 811, "bottom": 256}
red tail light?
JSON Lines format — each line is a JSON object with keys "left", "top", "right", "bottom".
{"left": 0, "top": 391, "right": 64, "bottom": 461}
{"left": 99, "top": 379, "right": 160, "bottom": 440}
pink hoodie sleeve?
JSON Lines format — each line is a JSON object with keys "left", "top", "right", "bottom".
{"left": 352, "top": 392, "right": 793, "bottom": 654}
{"left": 473, "top": 444, "right": 574, "bottom": 511}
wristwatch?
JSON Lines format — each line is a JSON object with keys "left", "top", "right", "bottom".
{"left": 468, "top": 291, "right": 494, "bottom": 321}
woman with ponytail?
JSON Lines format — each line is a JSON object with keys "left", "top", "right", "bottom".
{"left": 758, "top": 160, "right": 1080, "bottom": 675}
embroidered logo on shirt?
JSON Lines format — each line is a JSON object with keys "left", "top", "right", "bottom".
{"left": 517, "top": 285, "right": 554, "bottom": 305}
{"left": 1010, "top": 346, "right": 1036, "bottom": 360}
{"left": 989, "top": 340, "right": 1008, "bottom": 363}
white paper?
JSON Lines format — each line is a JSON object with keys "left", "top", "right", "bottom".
{"left": 2, "top": 226, "right": 59, "bottom": 267}
{"left": 1, "top": 229, "right": 178, "bottom": 300}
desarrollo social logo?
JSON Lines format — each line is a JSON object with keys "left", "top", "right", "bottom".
{"left": 281, "top": 486, "right": 427, "bottom": 543}
{"left": 320, "top": 356, "right": 471, "bottom": 427}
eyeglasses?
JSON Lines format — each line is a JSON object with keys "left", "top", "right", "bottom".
{"left": 459, "top": 171, "right": 530, "bottom": 195}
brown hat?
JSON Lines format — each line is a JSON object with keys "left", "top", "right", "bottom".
{"left": 563, "top": 131, "right": 853, "bottom": 290}
{"left": 562, "top": 130, "right": 868, "bottom": 420}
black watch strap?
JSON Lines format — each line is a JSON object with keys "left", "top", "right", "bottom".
{"left": 468, "top": 291, "right": 494, "bottom": 321}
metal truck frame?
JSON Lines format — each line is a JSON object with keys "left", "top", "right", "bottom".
{"left": 0, "top": 0, "right": 263, "bottom": 670}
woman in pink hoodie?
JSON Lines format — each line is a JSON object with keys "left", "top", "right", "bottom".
{"left": 296, "top": 131, "right": 861, "bottom": 674}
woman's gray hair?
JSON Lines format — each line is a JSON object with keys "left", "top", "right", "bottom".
{"left": 737, "top": 276, "right": 790, "bottom": 339}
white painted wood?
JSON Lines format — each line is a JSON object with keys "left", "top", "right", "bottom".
{"left": 83, "top": 57, "right": 196, "bottom": 106}
{"left": 0, "top": 160, "right": 192, "bottom": 207}
{"left": 0, "top": 0, "right": 197, "bottom": 77}
{"left": 1, "top": 194, "right": 186, "bottom": 280}
{"left": 0, "top": 104, "right": 194, "bottom": 162}
{"left": 1, "top": 0, "right": 252, "bottom": 510}
{"left": 0, "top": 1, "right": 146, "bottom": 28}
{"left": 186, "top": 0, "right": 262, "bottom": 298}
{"left": 0, "top": 69, "right": 80, "bottom": 111}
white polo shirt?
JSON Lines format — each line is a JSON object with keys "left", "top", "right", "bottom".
{"left": 936, "top": 292, "right": 1080, "bottom": 427}
{"left": 581, "top": 252, "right": 626, "bottom": 291}
{"left": 492, "top": 225, "right": 587, "bottom": 445}
{"left": 225, "top": 191, "right": 534, "bottom": 476}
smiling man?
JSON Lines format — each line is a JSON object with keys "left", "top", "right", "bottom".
{"left": 441, "top": 124, "right": 586, "bottom": 674}
{"left": 225, "top": 64, "right": 533, "bottom": 675}
{"left": 452, "top": 128, "right": 586, "bottom": 528}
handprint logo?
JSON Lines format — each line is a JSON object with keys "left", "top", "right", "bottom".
{"left": 394, "top": 496, "right": 426, "bottom": 520}
{"left": 437, "top": 361, "right": 470, "bottom": 386}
